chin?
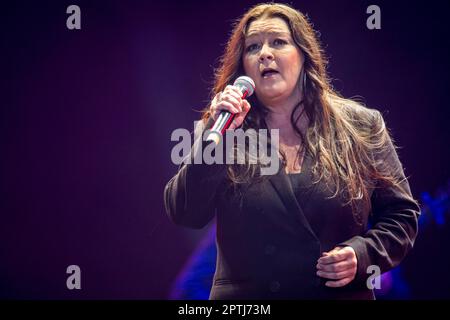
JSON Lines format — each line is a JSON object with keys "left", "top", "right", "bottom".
{"left": 258, "top": 87, "right": 285, "bottom": 99}
{"left": 257, "top": 93, "right": 286, "bottom": 105}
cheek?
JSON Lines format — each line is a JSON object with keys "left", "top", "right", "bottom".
{"left": 242, "top": 57, "right": 250, "bottom": 74}
{"left": 243, "top": 56, "right": 258, "bottom": 76}
{"left": 284, "top": 53, "right": 303, "bottom": 79}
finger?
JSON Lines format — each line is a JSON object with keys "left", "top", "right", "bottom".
{"left": 222, "top": 87, "right": 243, "bottom": 104}
{"left": 316, "top": 269, "right": 354, "bottom": 280}
{"left": 318, "top": 246, "right": 354, "bottom": 264}
{"left": 320, "top": 246, "right": 340, "bottom": 257}
{"left": 225, "top": 85, "right": 245, "bottom": 99}
{"left": 317, "top": 260, "right": 354, "bottom": 273}
{"left": 230, "top": 113, "right": 244, "bottom": 130}
{"left": 221, "top": 94, "right": 242, "bottom": 111}
{"left": 228, "top": 118, "right": 238, "bottom": 131}
{"left": 241, "top": 99, "right": 251, "bottom": 113}
{"left": 325, "top": 277, "right": 353, "bottom": 288}
{"left": 228, "top": 100, "right": 251, "bottom": 130}
{"left": 215, "top": 101, "right": 240, "bottom": 114}
{"left": 318, "top": 250, "right": 348, "bottom": 265}
{"left": 324, "top": 246, "right": 345, "bottom": 255}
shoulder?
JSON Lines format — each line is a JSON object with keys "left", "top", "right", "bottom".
{"left": 327, "top": 93, "right": 385, "bottom": 132}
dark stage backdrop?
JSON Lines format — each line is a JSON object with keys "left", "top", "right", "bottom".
{"left": 2, "top": 0, "right": 450, "bottom": 299}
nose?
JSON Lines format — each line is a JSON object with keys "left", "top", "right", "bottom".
{"left": 258, "top": 43, "right": 274, "bottom": 62}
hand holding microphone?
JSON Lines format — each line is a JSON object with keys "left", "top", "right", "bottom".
{"left": 206, "top": 76, "right": 255, "bottom": 144}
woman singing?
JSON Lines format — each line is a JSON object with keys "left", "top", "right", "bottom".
{"left": 164, "top": 3, "right": 420, "bottom": 300}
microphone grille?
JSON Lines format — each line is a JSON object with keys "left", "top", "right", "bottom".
{"left": 234, "top": 76, "right": 255, "bottom": 97}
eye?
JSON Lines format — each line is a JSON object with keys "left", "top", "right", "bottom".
{"left": 245, "top": 43, "right": 260, "bottom": 53}
{"left": 273, "top": 38, "right": 287, "bottom": 46}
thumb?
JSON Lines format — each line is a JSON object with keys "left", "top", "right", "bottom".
{"left": 242, "top": 99, "right": 251, "bottom": 113}
{"left": 322, "top": 246, "right": 342, "bottom": 256}
{"left": 228, "top": 100, "right": 251, "bottom": 130}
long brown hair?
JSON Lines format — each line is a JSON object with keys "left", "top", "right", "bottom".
{"left": 201, "top": 3, "right": 414, "bottom": 222}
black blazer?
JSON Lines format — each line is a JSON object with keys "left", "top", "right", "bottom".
{"left": 164, "top": 108, "right": 420, "bottom": 300}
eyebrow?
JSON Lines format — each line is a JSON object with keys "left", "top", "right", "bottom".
{"left": 245, "top": 31, "right": 291, "bottom": 39}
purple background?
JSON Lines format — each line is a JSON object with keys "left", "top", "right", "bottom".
{"left": 2, "top": 0, "right": 450, "bottom": 299}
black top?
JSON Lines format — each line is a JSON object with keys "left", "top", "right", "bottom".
{"left": 165, "top": 109, "right": 420, "bottom": 299}
{"left": 287, "top": 171, "right": 322, "bottom": 238}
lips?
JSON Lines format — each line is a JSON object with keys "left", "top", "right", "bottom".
{"left": 261, "top": 68, "right": 279, "bottom": 78}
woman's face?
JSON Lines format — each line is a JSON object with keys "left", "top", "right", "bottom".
{"left": 242, "top": 17, "right": 304, "bottom": 107}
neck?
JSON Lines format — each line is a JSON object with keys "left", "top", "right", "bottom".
{"left": 265, "top": 102, "right": 300, "bottom": 125}
{"left": 264, "top": 100, "right": 308, "bottom": 145}
{"left": 262, "top": 85, "right": 303, "bottom": 125}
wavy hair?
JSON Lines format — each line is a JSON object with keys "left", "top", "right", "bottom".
{"left": 201, "top": 2, "right": 413, "bottom": 222}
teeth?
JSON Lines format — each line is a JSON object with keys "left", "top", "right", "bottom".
{"left": 262, "top": 70, "right": 277, "bottom": 77}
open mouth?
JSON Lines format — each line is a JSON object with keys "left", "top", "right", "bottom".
{"left": 261, "top": 68, "right": 279, "bottom": 78}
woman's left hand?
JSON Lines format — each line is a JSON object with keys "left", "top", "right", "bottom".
{"left": 316, "top": 246, "right": 358, "bottom": 287}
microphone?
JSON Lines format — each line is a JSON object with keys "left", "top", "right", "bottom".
{"left": 206, "top": 76, "right": 255, "bottom": 145}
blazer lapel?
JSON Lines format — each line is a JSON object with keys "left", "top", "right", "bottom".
{"left": 267, "top": 153, "right": 319, "bottom": 241}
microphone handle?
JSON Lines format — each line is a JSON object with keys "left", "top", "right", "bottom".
{"left": 205, "top": 88, "right": 249, "bottom": 145}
